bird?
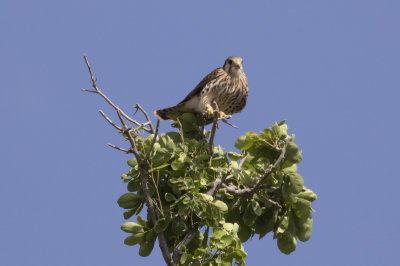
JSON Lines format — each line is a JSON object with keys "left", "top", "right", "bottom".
{"left": 154, "top": 56, "right": 248, "bottom": 123}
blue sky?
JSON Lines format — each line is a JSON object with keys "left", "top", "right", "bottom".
{"left": 1, "top": 1, "right": 399, "bottom": 265}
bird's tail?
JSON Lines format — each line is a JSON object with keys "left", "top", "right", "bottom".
{"left": 154, "top": 105, "right": 182, "bottom": 120}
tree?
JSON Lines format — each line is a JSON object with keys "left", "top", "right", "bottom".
{"left": 83, "top": 56, "right": 317, "bottom": 266}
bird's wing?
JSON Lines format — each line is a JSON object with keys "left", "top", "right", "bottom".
{"left": 179, "top": 68, "right": 226, "bottom": 104}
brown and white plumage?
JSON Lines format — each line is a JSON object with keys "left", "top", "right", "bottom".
{"left": 154, "top": 56, "right": 248, "bottom": 122}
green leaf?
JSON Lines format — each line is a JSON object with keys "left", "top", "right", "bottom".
{"left": 172, "top": 218, "right": 187, "bottom": 236}
{"left": 223, "top": 222, "right": 234, "bottom": 232}
{"left": 288, "top": 172, "right": 304, "bottom": 194}
{"left": 243, "top": 207, "right": 256, "bottom": 226}
{"left": 197, "top": 153, "right": 210, "bottom": 161}
{"left": 180, "top": 252, "right": 188, "bottom": 264}
{"left": 211, "top": 200, "right": 228, "bottom": 212}
{"left": 136, "top": 215, "right": 146, "bottom": 227}
{"left": 277, "top": 232, "right": 297, "bottom": 254}
{"left": 165, "top": 132, "right": 182, "bottom": 143}
{"left": 123, "top": 209, "right": 135, "bottom": 220}
{"left": 139, "top": 230, "right": 157, "bottom": 257}
{"left": 282, "top": 181, "right": 296, "bottom": 203}
{"left": 221, "top": 234, "right": 234, "bottom": 247}
{"left": 237, "top": 224, "right": 251, "bottom": 242}
{"left": 154, "top": 218, "right": 169, "bottom": 233}
{"left": 295, "top": 215, "right": 313, "bottom": 242}
{"left": 235, "top": 135, "right": 253, "bottom": 151}
{"left": 198, "top": 193, "right": 213, "bottom": 202}
{"left": 127, "top": 158, "right": 137, "bottom": 168}
{"left": 293, "top": 198, "right": 311, "bottom": 219}
{"left": 251, "top": 201, "right": 262, "bottom": 216}
{"left": 151, "top": 149, "right": 171, "bottom": 166}
{"left": 178, "top": 202, "right": 191, "bottom": 219}
{"left": 171, "top": 160, "right": 184, "bottom": 170}
{"left": 117, "top": 193, "right": 143, "bottom": 209}
{"left": 121, "top": 222, "right": 144, "bottom": 233}
{"left": 127, "top": 180, "right": 141, "bottom": 192}
{"left": 255, "top": 214, "right": 273, "bottom": 239}
{"left": 124, "top": 232, "right": 145, "bottom": 246}
{"left": 279, "top": 123, "right": 289, "bottom": 139}
{"left": 271, "top": 123, "right": 282, "bottom": 139}
{"left": 164, "top": 192, "right": 176, "bottom": 202}
{"left": 228, "top": 152, "right": 243, "bottom": 161}
{"left": 210, "top": 229, "right": 225, "bottom": 240}
{"left": 160, "top": 134, "right": 175, "bottom": 153}
{"left": 285, "top": 142, "right": 303, "bottom": 163}
{"left": 297, "top": 188, "right": 317, "bottom": 202}
{"left": 277, "top": 215, "right": 289, "bottom": 234}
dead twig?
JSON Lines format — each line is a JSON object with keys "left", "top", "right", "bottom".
{"left": 82, "top": 55, "right": 153, "bottom": 133}
{"left": 99, "top": 110, "right": 122, "bottom": 131}
{"left": 107, "top": 143, "right": 131, "bottom": 153}
{"left": 221, "top": 119, "right": 238, "bottom": 129}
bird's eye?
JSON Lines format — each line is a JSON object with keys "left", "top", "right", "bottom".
{"left": 228, "top": 59, "right": 233, "bottom": 64}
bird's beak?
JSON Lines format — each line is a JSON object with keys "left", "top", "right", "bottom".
{"left": 232, "top": 61, "right": 241, "bottom": 68}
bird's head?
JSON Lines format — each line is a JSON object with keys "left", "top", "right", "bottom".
{"left": 223, "top": 56, "right": 244, "bottom": 77}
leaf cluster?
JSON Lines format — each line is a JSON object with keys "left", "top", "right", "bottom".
{"left": 118, "top": 114, "right": 317, "bottom": 265}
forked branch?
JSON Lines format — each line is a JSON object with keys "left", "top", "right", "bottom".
{"left": 82, "top": 54, "right": 154, "bottom": 134}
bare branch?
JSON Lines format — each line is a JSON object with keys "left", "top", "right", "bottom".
{"left": 99, "top": 110, "right": 122, "bottom": 131}
{"left": 107, "top": 143, "right": 131, "bottom": 153}
{"left": 135, "top": 103, "right": 155, "bottom": 134}
{"left": 82, "top": 55, "right": 152, "bottom": 133}
{"left": 221, "top": 119, "right": 238, "bottom": 128}
{"left": 116, "top": 110, "right": 142, "bottom": 161}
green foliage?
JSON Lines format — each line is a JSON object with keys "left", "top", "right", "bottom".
{"left": 118, "top": 114, "right": 317, "bottom": 264}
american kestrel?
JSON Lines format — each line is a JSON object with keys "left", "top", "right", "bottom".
{"left": 154, "top": 56, "right": 248, "bottom": 123}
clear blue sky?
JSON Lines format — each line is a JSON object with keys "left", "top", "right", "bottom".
{"left": 1, "top": 1, "right": 399, "bottom": 265}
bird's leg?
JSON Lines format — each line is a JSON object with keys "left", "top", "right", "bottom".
{"left": 205, "top": 105, "right": 214, "bottom": 117}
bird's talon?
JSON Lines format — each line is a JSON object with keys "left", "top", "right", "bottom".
{"left": 218, "top": 111, "right": 232, "bottom": 119}
{"left": 205, "top": 106, "right": 214, "bottom": 117}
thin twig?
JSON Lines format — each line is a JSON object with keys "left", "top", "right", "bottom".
{"left": 221, "top": 119, "right": 238, "bottom": 128}
{"left": 116, "top": 110, "right": 142, "bottom": 161}
{"left": 99, "top": 110, "right": 122, "bottom": 131}
{"left": 256, "top": 192, "right": 282, "bottom": 209}
{"left": 82, "top": 55, "right": 153, "bottom": 133}
{"left": 135, "top": 103, "right": 155, "bottom": 133}
{"left": 107, "top": 143, "right": 131, "bottom": 153}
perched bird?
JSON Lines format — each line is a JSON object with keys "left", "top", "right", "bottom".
{"left": 154, "top": 56, "right": 248, "bottom": 123}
